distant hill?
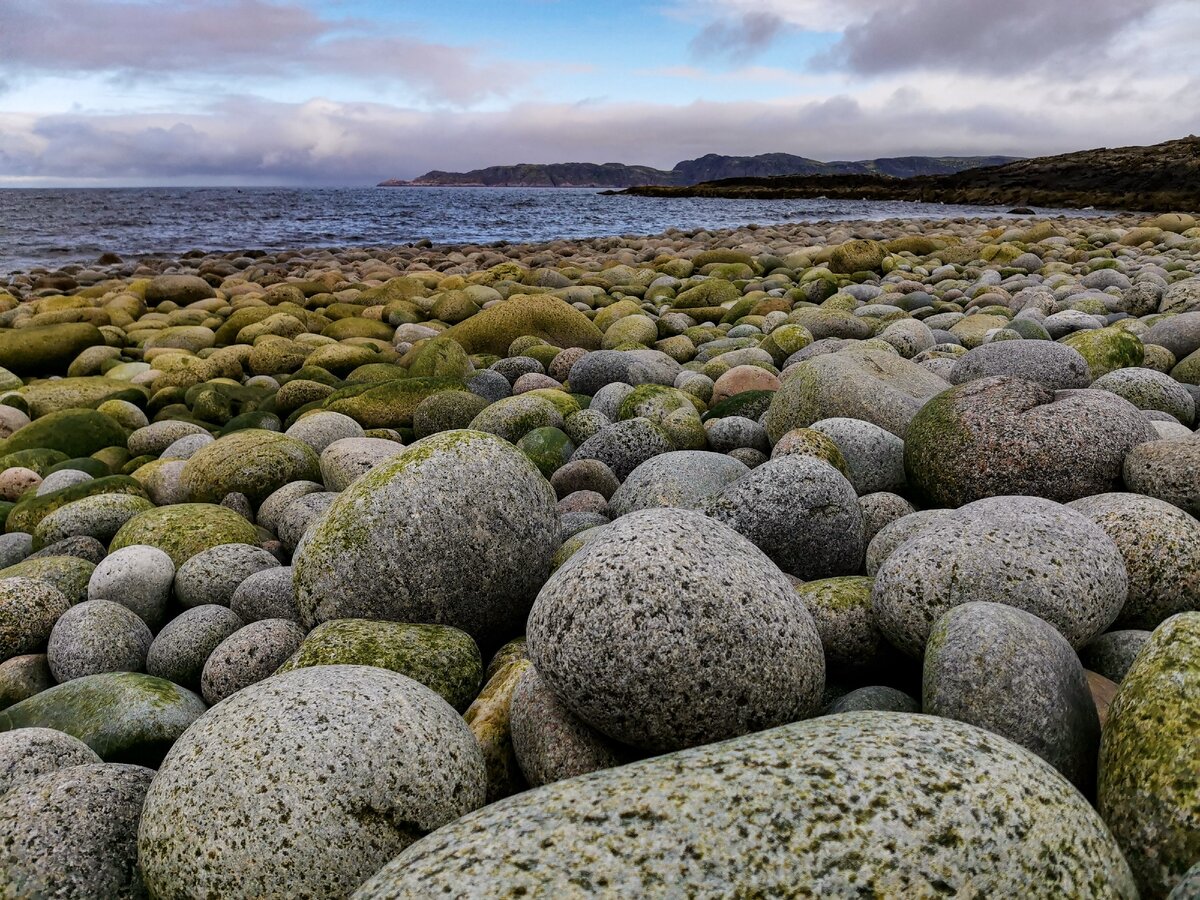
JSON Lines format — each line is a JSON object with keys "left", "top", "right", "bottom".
{"left": 618, "top": 137, "right": 1200, "bottom": 212}
{"left": 377, "top": 153, "right": 1018, "bottom": 188}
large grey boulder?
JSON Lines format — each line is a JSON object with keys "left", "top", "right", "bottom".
{"left": 872, "top": 496, "right": 1127, "bottom": 655}
{"left": 923, "top": 601, "right": 1100, "bottom": 790}
{"left": 294, "top": 430, "right": 560, "bottom": 646}
{"left": 353, "top": 713, "right": 1135, "bottom": 899}
{"left": 138, "top": 665, "right": 486, "bottom": 899}
{"left": 527, "top": 508, "right": 824, "bottom": 752}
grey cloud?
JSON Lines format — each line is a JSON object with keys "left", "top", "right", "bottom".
{"left": 0, "top": 0, "right": 519, "bottom": 104}
{"left": 689, "top": 12, "right": 789, "bottom": 60}
{"left": 3, "top": 91, "right": 1195, "bottom": 185}
{"left": 826, "top": 0, "right": 1170, "bottom": 74}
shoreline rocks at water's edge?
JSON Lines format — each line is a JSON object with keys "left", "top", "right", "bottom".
{"left": 0, "top": 211, "right": 1197, "bottom": 897}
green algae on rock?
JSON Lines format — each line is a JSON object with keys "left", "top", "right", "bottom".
{"left": 1098, "top": 613, "right": 1200, "bottom": 899}
{"left": 0, "top": 672, "right": 205, "bottom": 765}
{"left": 444, "top": 295, "right": 602, "bottom": 355}
{"left": 293, "top": 430, "right": 560, "bottom": 647}
{"left": 109, "top": 503, "right": 260, "bottom": 566}
{"left": 278, "top": 619, "right": 483, "bottom": 712}
{"left": 353, "top": 712, "right": 1136, "bottom": 899}
{"left": 0, "top": 408, "right": 127, "bottom": 460}
{"left": 180, "top": 428, "right": 320, "bottom": 506}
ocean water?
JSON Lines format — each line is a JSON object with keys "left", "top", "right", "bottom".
{"left": 0, "top": 186, "right": 1108, "bottom": 273}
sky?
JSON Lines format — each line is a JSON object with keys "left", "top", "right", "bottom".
{"left": 0, "top": 0, "right": 1197, "bottom": 186}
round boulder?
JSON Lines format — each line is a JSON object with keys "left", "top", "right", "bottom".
{"left": 47, "top": 600, "right": 152, "bottom": 682}
{"left": 354, "top": 712, "right": 1135, "bottom": 899}
{"left": 173, "top": 543, "right": 279, "bottom": 609}
{"left": 905, "top": 376, "right": 1156, "bottom": 506}
{"left": 608, "top": 450, "right": 748, "bottom": 517}
{"left": 181, "top": 429, "right": 321, "bottom": 507}
{"left": 0, "top": 762, "right": 154, "bottom": 899}
{"left": 200, "top": 618, "right": 306, "bottom": 705}
{"left": 923, "top": 601, "right": 1100, "bottom": 790}
{"left": 872, "top": 496, "right": 1127, "bottom": 655}
{"left": 294, "top": 431, "right": 560, "bottom": 646}
{"left": 1099, "top": 613, "right": 1200, "bottom": 898}
{"left": 137, "top": 665, "right": 486, "bottom": 899}
{"left": 0, "top": 726, "right": 101, "bottom": 795}
{"left": 527, "top": 507, "right": 825, "bottom": 752}
{"left": 702, "top": 455, "right": 865, "bottom": 580}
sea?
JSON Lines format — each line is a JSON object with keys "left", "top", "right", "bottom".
{"left": 0, "top": 186, "right": 1109, "bottom": 274}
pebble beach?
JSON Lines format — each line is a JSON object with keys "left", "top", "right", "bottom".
{"left": 0, "top": 210, "right": 1197, "bottom": 897}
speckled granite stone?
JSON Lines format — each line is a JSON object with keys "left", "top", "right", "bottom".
{"left": 353, "top": 713, "right": 1136, "bottom": 899}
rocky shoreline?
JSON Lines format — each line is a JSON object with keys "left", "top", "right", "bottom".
{"left": 0, "top": 211, "right": 1197, "bottom": 897}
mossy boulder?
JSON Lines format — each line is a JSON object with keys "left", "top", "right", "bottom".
{"left": 5, "top": 475, "right": 150, "bottom": 536}
{"left": 465, "top": 647, "right": 532, "bottom": 802}
{"left": 829, "top": 239, "right": 887, "bottom": 274}
{"left": 327, "top": 377, "right": 466, "bottom": 430}
{"left": 1, "top": 408, "right": 126, "bottom": 459}
{"left": 321, "top": 318, "right": 395, "bottom": 342}
{"left": 33, "top": 492, "right": 155, "bottom": 550}
{"left": 0, "top": 555, "right": 96, "bottom": 605}
{"left": 516, "top": 427, "right": 575, "bottom": 478}
{"left": 764, "top": 350, "right": 950, "bottom": 440}
{"left": 180, "top": 429, "right": 320, "bottom": 507}
{"left": 407, "top": 336, "right": 473, "bottom": 379}
{"left": 19, "top": 377, "right": 145, "bottom": 418}
{"left": 0, "top": 323, "right": 106, "bottom": 377}
{"left": 1062, "top": 327, "right": 1145, "bottom": 379}
{"left": 276, "top": 619, "right": 483, "bottom": 712}
{"left": 0, "top": 449, "right": 68, "bottom": 477}
{"left": 110, "top": 503, "right": 260, "bottom": 566}
{"left": 1098, "top": 613, "right": 1200, "bottom": 898}
{"left": 412, "top": 391, "right": 491, "bottom": 440}
{"left": 0, "top": 672, "right": 205, "bottom": 765}
{"left": 355, "top": 712, "right": 1135, "bottom": 898}
{"left": 673, "top": 279, "right": 740, "bottom": 310}
{"left": 444, "top": 296, "right": 602, "bottom": 356}
{"left": 617, "top": 384, "right": 703, "bottom": 424}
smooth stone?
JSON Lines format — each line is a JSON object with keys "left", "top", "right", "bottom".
{"left": 229, "top": 565, "right": 301, "bottom": 623}
{"left": 294, "top": 430, "right": 560, "bottom": 647}
{"left": 825, "top": 685, "right": 919, "bottom": 714}
{"left": 0, "top": 672, "right": 206, "bottom": 764}
{"left": 703, "top": 455, "right": 865, "bottom": 580}
{"left": 1123, "top": 437, "right": 1200, "bottom": 518}
{"left": 137, "top": 665, "right": 487, "bottom": 899}
{"left": 353, "top": 713, "right": 1135, "bottom": 899}
{"left": 0, "top": 762, "right": 154, "bottom": 899}
{"left": 87, "top": 545, "right": 175, "bottom": 630}
{"left": 1098, "top": 613, "right": 1200, "bottom": 898}
{"left": 277, "top": 619, "right": 482, "bottom": 713}
{"left": 607, "top": 450, "right": 748, "bottom": 517}
{"left": 809, "top": 416, "right": 906, "bottom": 495}
{"left": 905, "top": 376, "right": 1156, "bottom": 506}
{"left": 924, "top": 601, "right": 1100, "bottom": 790}
{"left": 1080, "top": 630, "right": 1152, "bottom": 684}
{"left": 527, "top": 507, "right": 824, "bottom": 752}
{"left": 318, "top": 436, "right": 406, "bottom": 491}
{"left": 146, "top": 605, "right": 244, "bottom": 691}
{"left": 793, "top": 576, "right": 886, "bottom": 671}
{"left": 948, "top": 340, "right": 1092, "bottom": 390}
{"left": 0, "top": 726, "right": 101, "bottom": 795}
{"left": 1067, "top": 492, "right": 1200, "bottom": 629}
{"left": 568, "top": 417, "right": 673, "bottom": 481}
{"left": 510, "top": 666, "right": 632, "bottom": 788}
{"left": 872, "top": 496, "right": 1127, "bottom": 655}
{"left": 0, "top": 653, "right": 54, "bottom": 710}
{"left": 173, "top": 542, "right": 279, "bottom": 609}
{"left": 0, "top": 576, "right": 70, "bottom": 661}
{"left": 47, "top": 599, "right": 152, "bottom": 682}
{"left": 200, "top": 618, "right": 306, "bottom": 705}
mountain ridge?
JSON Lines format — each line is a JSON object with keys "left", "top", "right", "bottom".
{"left": 615, "top": 137, "right": 1200, "bottom": 212}
{"left": 378, "top": 152, "right": 1018, "bottom": 188}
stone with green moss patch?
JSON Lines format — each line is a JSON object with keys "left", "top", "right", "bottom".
{"left": 0, "top": 671, "right": 205, "bottom": 766}
{"left": 1, "top": 408, "right": 127, "bottom": 460}
{"left": 1098, "top": 613, "right": 1200, "bottom": 898}
{"left": 180, "top": 429, "right": 320, "bottom": 506}
{"left": 354, "top": 712, "right": 1135, "bottom": 899}
{"left": 110, "top": 503, "right": 260, "bottom": 566}
{"left": 1062, "top": 326, "right": 1145, "bottom": 379}
{"left": 277, "top": 619, "right": 482, "bottom": 712}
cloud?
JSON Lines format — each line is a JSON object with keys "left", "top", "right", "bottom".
{"left": 688, "top": 12, "right": 791, "bottom": 61}
{"left": 0, "top": 0, "right": 520, "bottom": 104}
{"left": 827, "top": 0, "right": 1168, "bottom": 74}
{"left": 2, "top": 85, "right": 1197, "bottom": 186}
